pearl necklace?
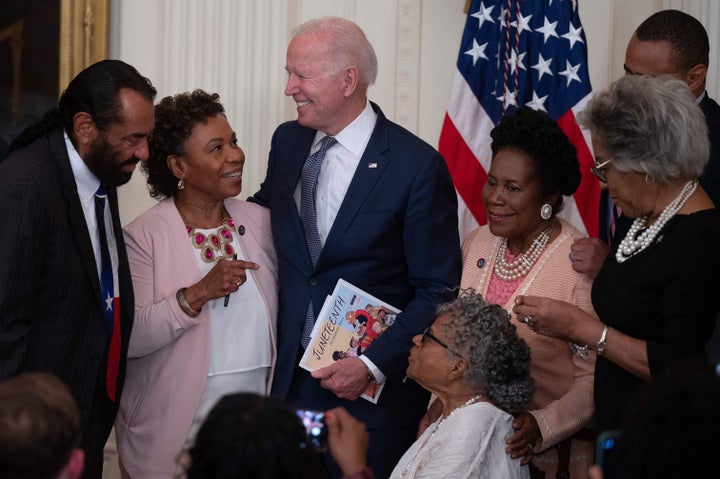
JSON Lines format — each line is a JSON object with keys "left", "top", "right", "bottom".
{"left": 494, "top": 224, "right": 553, "bottom": 281}
{"left": 615, "top": 180, "right": 697, "bottom": 263}
{"left": 399, "top": 395, "right": 482, "bottom": 478}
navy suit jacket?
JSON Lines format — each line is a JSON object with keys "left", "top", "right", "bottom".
{"left": 0, "top": 129, "right": 134, "bottom": 454}
{"left": 700, "top": 93, "right": 720, "bottom": 206}
{"left": 251, "top": 103, "right": 461, "bottom": 429}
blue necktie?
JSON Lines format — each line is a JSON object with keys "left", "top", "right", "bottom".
{"left": 95, "top": 184, "right": 121, "bottom": 400}
{"left": 299, "top": 136, "right": 336, "bottom": 348}
{"left": 95, "top": 184, "right": 114, "bottom": 332}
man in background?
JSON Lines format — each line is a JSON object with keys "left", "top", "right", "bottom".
{"left": 0, "top": 59, "right": 156, "bottom": 478}
{"left": 251, "top": 17, "right": 461, "bottom": 477}
{"left": 0, "top": 372, "right": 85, "bottom": 479}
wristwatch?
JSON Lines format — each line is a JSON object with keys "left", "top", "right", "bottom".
{"left": 366, "top": 366, "right": 376, "bottom": 383}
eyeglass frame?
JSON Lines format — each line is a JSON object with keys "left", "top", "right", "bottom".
{"left": 590, "top": 158, "right": 612, "bottom": 183}
{"left": 421, "top": 326, "right": 448, "bottom": 349}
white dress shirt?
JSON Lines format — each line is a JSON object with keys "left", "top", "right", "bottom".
{"left": 65, "top": 131, "right": 119, "bottom": 296}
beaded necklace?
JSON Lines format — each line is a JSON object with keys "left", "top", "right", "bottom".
{"left": 175, "top": 199, "right": 237, "bottom": 263}
{"left": 398, "top": 395, "right": 482, "bottom": 478}
{"left": 615, "top": 180, "right": 697, "bottom": 263}
{"left": 493, "top": 223, "right": 553, "bottom": 281}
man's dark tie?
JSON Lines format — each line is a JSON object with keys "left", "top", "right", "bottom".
{"left": 95, "top": 184, "right": 121, "bottom": 401}
{"left": 299, "top": 136, "right": 336, "bottom": 348}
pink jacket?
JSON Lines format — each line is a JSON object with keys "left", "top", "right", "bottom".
{"left": 115, "top": 198, "right": 278, "bottom": 478}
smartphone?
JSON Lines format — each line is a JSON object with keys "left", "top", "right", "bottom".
{"left": 595, "top": 430, "right": 621, "bottom": 479}
{"left": 295, "top": 408, "right": 328, "bottom": 452}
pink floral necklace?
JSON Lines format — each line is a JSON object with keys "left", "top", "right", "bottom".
{"left": 175, "top": 199, "right": 236, "bottom": 263}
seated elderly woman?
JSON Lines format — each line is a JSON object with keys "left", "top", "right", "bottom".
{"left": 389, "top": 290, "right": 533, "bottom": 478}
{"left": 513, "top": 75, "right": 720, "bottom": 434}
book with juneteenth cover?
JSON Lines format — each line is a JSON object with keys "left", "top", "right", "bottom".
{"left": 299, "top": 279, "right": 401, "bottom": 404}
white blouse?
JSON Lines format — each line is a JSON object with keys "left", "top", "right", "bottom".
{"left": 390, "top": 401, "right": 530, "bottom": 479}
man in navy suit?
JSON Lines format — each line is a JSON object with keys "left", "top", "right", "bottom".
{"left": 0, "top": 60, "right": 156, "bottom": 478}
{"left": 251, "top": 17, "right": 461, "bottom": 478}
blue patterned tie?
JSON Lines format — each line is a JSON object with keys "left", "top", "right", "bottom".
{"left": 95, "top": 184, "right": 114, "bottom": 333}
{"left": 300, "top": 136, "right": 336, "bottom": 348}
{"left": 95, "top": 184, "right": 122, "bottom": 400}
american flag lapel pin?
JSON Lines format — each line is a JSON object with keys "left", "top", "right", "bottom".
{"left": 368, "top": 162, "right": 378, "bottom": 169}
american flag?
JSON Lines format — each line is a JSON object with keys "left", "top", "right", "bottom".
{"left": 439, "top": 0, "right": 599, "bottom": 240}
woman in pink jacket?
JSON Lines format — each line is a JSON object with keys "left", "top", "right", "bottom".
{"left": 115, "top": 90, "right": 278, "bottom": 478}
{"left": 459, "top": 109, "right": 596, "bottom": 478}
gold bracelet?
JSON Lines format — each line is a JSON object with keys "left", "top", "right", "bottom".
{"left": 176, "top": 287, "right": 201, "bottom": 318}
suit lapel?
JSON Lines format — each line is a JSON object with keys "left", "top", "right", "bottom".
{"left": 277, "top": 130, "right": 317, "bottom": 273}
{"left": 320, "top": 105, "right": 390, "bottom": 263}
{"left": 49, "top": 130, "right": 102, "bottom": 303}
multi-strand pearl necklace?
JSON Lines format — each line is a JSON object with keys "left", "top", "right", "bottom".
{"left": 399, "top": 395, "right": 483, "bottom": 478}
{"left": 615, "top": 180, "right": 697, "bottom": 263}
{"left": 494, "top": 224, "right": 553, "bottom": 281}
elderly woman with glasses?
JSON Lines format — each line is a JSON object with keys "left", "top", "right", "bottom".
{"left": 513, "top": 74, "right": 720, "bottom": 434}
{"left": 383, "top": 290, "right": 532, "bottom": 478}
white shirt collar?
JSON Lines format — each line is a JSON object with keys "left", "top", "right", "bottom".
{"left": 313, "top": 100, "right": 377, "bottom": 156}
{"left": 64, "top": 130, "right": 101, "bottom": 201}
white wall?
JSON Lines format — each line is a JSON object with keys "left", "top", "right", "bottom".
{"left": 110, "top": 0, "right": 719, "bottom": 225}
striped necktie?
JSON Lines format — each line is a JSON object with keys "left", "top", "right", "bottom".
{"left": 299, "top": 136, "right": 336, "bottom": 348}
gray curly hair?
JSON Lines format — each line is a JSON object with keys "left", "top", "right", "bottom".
{"left": 438, "top": 290, "right": 534, "bottom": 413}
{"left": 578, "top": 74, "right": 709, "bottom": 183}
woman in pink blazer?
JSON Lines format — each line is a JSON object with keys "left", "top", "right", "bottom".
{"left": 115, "top": 90, "right": 278, "bottom": 478}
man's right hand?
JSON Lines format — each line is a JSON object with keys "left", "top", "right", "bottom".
{"left": 569, "top": 237, "right": 609, "bottom": 279}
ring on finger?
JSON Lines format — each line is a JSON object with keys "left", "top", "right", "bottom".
{"left": 522, "top": 315, "right": 533, "bottom": 325}
{"left": 570, "top": 251, "right": 576, "bottom": 261}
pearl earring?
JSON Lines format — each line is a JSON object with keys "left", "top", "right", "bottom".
{"left": 178, "top": 178, "right": 185, "bottom": 191}
{"left": 540, "top": 203, "right": 552, "bottom": 220}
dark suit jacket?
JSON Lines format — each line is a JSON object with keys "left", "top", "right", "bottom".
{"left": 700, "top": 93, "right": 720, "bottom": 206}
{"left": 0, "top": 129, "right": 134, "bottom": 455}
{"left": 251, "top": 103, "right": 461, "bottom": 429}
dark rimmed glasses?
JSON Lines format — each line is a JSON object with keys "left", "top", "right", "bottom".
{"left": 421, "top": 327, "right": 448, "bottom": 349}
{"left": 590, "top": 159, "right": 612, "bottom": 183}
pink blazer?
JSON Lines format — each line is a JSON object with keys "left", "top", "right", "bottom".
{"left": 115, "top": 198, "right": 278, "bottom": 479}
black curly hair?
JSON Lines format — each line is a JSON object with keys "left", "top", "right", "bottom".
{"left": 490, "top": 108, "right": 581, "bottom": 215}
{"left": 143, "top": 89, "right": 226, "bottom": 199}
{"left": 185, "top": 393, "right": 326, "bottom": 479}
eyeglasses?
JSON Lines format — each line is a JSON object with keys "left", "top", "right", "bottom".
{"left": 590, "top": 159, "right": 612, "bottom": 183}
{"left": 421, "top": 327, "right": 448, "bottom": 349}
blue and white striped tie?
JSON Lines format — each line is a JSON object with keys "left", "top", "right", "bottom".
{"left": 299, "top": 136, "right": 336, "bottom": 348}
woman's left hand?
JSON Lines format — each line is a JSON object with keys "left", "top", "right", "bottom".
{"left": 506, "top": 412, "right": 540, "bottom": 465}
{"left": 512, "top": 295, "right": 581, "bottom": 342}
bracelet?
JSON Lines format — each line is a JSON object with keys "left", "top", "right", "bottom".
{"left": 176, "top": 288, "right": 201, "bottom": 318}
{"left": 596, "top": 325, "right": 609, "bottom": 356}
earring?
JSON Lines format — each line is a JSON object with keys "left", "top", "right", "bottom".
{"left": 644, "top": 174, "right": 655, "bottom": 184}
{"left": 177, "top": 178, "right": 184, "bottom": 191}
{"left": 540, "top": 203, "right": 552, "bottom": 220}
